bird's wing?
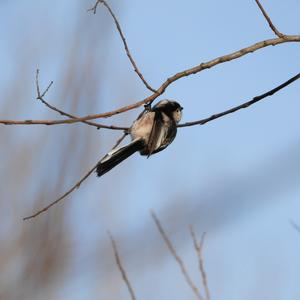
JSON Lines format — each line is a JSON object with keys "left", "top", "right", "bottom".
{"left": 146, "top": 111, "right": 164, "bottom": 157}
{"left": 147, "top": 112, "right": 177, "bottom": 157}
{"left": 150, "top": 120, "right": 177, "bottom": 155}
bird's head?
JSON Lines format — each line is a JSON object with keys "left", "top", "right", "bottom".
{"left": 153, "top": 99, "right": 183, "bottom": 123}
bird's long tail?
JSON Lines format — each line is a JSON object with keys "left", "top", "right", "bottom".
{"left": 96, "top": 138, "right": 145, "bottom": 177}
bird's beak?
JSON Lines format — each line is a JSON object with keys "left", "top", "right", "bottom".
{"left": 180, "top": 106, "right": 184, "bottom": 111}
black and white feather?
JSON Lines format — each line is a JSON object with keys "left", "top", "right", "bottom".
{"left": 96, "top": 99, "right": 183, "bottom": 177}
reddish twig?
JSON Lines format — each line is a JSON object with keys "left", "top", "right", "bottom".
{"left": 88, "top": 0, "right": 156, "bottom": 93}
{"left": 254, "top": 0, "right": 283, "bottom": 37}
{"left": 189, "top": 227, "right": 210, "bottom": 300}
{"left": 151, "top": 211, "right": 204, "bottom": 300}
{"left": 178, "top": 72, "right": 300, "bottom": 128}
{"left": 108, "top": 232, "right": 137, "bottom": 300}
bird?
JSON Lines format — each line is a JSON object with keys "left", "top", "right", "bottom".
{"left": 96, "top": 99, "right": 183, "bottom": 177}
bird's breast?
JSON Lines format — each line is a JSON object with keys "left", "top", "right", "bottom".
{"left": 130, "top": 112, "right": 155, "bottom": 143}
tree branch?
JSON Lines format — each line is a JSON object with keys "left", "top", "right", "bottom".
{"left": 1, "top": 35, "right": 299, "bottom": 128}
{"left": 35, "top": 69, "right": 128, "bottom": 130}
{"left": 88, "top": 0, "right": 156, "bottom": 93}
{"left": 23, "top": 163, "right": 98, "bottom": 221}
{"left": 151, "top": 211, "right": 204, "bottom": 300}
{"left": 22, "top": 70, "right": 299, "bottom": 221}
{"left": 108, "top": 232, "right": 137, "bottom": 300}
{"left": 254, "top": 0, "right": 283, "bottom": 37}
{"left": 178, "top": 72, "right": 300, "bottom": 128}
{"left": 189, "top": 227, "right": 210, "bottom": 300}
{"left": 23, "top": 132, "right": 128, "bottom": 220}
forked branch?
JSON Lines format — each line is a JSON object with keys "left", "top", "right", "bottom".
{"left": 1, "top": 36, "right": 300, "bottom": 128}
{"left": 151, "top": 211, "right": 204, "bottom": 300}
{"left": 35, "top": 69, "right": 127, "bottom": 130}
{"left": 88, "top": 0, "right": 156, "bottom": 93}
{"left": 254, "top": 0, "right": 283, "bottom": 37}
{"left": 190, "top": 227, "right": 210, "bottom": 300}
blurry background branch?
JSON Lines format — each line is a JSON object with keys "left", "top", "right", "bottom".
{"left": 151, "top": 211, "right": 204, "bottom": 300}
{"left": 189, "top": 228, "right": 210, "bottom": 300}
{"left": 108, "top": 232, "right": 137, "bottom": 300}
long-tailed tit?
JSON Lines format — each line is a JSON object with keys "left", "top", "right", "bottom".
{"left": 96, "top": 99, "right": 183, "bottom": 177}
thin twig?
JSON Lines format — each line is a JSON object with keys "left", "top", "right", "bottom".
{"left": 108, "top": 232, "right": 137, "bottom": 300}
{"left": 1, "top": 36, "right": 299, "bottom": 127}
{"left": 23, "top": 132, "right": 128, "bottom": 220}
{"left": 178, "top": 72, "right": 300, "bottom": 127}
{"left": 23, "top": 163, "right": 98, "bottom": 220}
{"left": 189, "top": 227, "right": 210, "bottom": 300}
{"left": 111, "top": 131, "right": 128, "bottom": 150}
{"left": 151, "top": 211, "right": 204, "bottom": 300}
{"left": 35, "top": 69, "right": 127, "bottom": 130}
{"left": 254, "top": 0, "right": 283, "bottom": 37}
{"left": 88, "top": 0, "right": 156, "bottom": 93}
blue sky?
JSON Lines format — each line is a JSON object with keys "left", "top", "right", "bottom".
{"left": 0, "top": 1, "right": 300, "bottom": 299}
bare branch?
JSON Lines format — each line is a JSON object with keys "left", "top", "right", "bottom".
{"left": 2, "top": 71, "right": 300, "bottom": 132}
{"left": 254, "top": 0, "right": 283, "bottom": 37}
{"left": 35, "top": 69, "right": 127, "bottom": 130}
{"left": 189, "top": 227, "right": 210, "bottom": 300}
{"left": 178, "top": 72, "right": 300, "bottom": 128}
{"left": 151, "top": 211, "right": 204, "bottom": 300}
{"left": 108, "top": 232, "right": 137, "bottom": 300}
{"left": 23, "top": 162, "right": 98, "bottom": 220}
{"left": 1, "top": 35, "right": 300, "bottom": 127}
{"left": 111, "top": 131, "right": 129, "bottom": 150}
{"left": 88, "top": 0, "right": 156, "bottom": 93}
{"left": 23, "top": 132, "right": 128, "bottom": 220}
{"left": 20, "top": 70, "right": 300, "bottom": 220}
